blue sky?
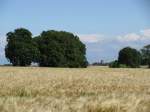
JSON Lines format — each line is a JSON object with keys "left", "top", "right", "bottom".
{"left": 0, "top": 0, "right": 150, "bottom": 64}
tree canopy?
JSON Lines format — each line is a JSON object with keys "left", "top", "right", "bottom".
{"left": 141, "top": 45, "right": 150, "bottom": 68}
{"left": 5, "top": 29, "right": 88, "bottom": 67}
{"left": 33, "top": 30, "right": 88, "bottom": 67}
{"left": 118, "top": 47, "right": 141, "bottom": 68}
{"left": 5, "top": 28, "right": 39, "bottom": 66}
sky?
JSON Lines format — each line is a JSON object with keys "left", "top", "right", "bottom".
{"left": 0, "top": 0, "right": 150, "bottom": 64}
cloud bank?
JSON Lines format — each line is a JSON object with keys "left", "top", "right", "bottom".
{"left": 78, "top": 29, "right": 150, "bottom": 63}
{"left": 0, "top": 36, "right": 7, "bottom": 64}
{"left": 78, "top": 34, "right": 104, "bottom": 43}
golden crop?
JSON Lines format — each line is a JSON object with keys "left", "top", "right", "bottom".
{"left": 0, "top": 66, "right": 150, "bottom": 112}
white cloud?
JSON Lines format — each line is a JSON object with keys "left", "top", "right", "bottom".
{"left": 0, "top": 37, "right": 6, "bottom": 48}
{"left": 0, "top": 36, "right": 6, "bottom": 57}
{"left": 116, "top": 29, "right": 150, "bottom": 43}
{"left": 140, "top": 29, "right": 150, "bottom": 39}
{"left": 78, "top": 34, "right": 104, "bottom": 43}
{"left": 117, "top": 33, "right": 141, "bottom": 42}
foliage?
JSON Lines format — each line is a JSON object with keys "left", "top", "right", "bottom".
{"left": 141, "top": 45, "right": 150, "bottom": 68}
{"left": 5, "top": 28, "right": 39, "bottom": 66}
{"left": 119, "top": 64, "right": 128, "bottom": 68}
{"left": 34, "top": 30, "right": 88, "bottom": 68}
{"left": 118, "top": 47, "right": 141, "bottom": 68}
{"left": 109, "top": 60, "right": 119, "bottom": 68}
{"left": 109, "top": 61, "right": 129, "bottom": 68}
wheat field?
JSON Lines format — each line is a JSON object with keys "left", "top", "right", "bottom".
{"left": 0, "top": 66, "right": 150, "bottom": 112}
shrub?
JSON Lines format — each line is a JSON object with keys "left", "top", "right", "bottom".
{"left": 109, "top": 60, "right": 119, "bottom": 68}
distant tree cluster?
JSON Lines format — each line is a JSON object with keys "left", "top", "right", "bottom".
{"left": 109, "top": 46, "right": 150, "bottom": 68}
{"left": 5, "top": 28, "right": 88, "bottom": 68}
{"left": 92, "top": 60, "right": 109, "bottom": 66}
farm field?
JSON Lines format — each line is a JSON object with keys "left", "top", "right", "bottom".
{"left": 0, "top": 66, "right": 150, "bottom": 112}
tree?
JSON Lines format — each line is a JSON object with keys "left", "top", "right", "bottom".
{"left": 34, "top": 30, "right": 88, "bottom": 68}
{"left": 5, "top": 28, "right": 39, "bottom": 66}
{"left": 118, "top": 47, "right": 141, "bottom": 68}
{"left": 141, "top": 45, "right": 150, "bottom": 68}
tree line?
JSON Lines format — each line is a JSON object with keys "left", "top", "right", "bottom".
{"left": 5, "top": 28, "right": 88, "bottom": 68}
{"left": 109, "top": 45, "right": 150, "bottom": 68}
{"left": 4, "top": 28, "right": 150, "bottom": 68}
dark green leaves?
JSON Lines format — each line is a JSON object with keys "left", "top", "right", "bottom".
{"left": 5, "top": 28, "right": 39, "bottom": 66}
{"left": 118, "top": 47, "right": 141, "bottom": 68}
{"left": 5, "top": 28, "right": 88, "bottom": 68}
{"left": 34, "top": 30, "right": 88, "bottom": 68}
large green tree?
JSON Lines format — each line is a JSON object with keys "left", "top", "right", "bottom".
{"left": 34, "top": 30, "right": 88, "bottom": 68}
{"left": 141, "top": 45, "right": 150, "bottom": 68}
{"left": 118, "top": 47, "right": 141, "bottom": 68}
{"left": 5, "top": 28, "right": 39, "bottom": 66}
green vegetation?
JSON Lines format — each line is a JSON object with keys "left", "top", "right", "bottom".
{"left": 5, "top": 28, "right": 87, "bottom": 68}
{"left": 5, "top": 28, "right": 39, "bottom": 66}
{"left": 141, "top": 45, "right": 150, "bottom": 68}
{"left": 109, "top": 60, "right": 119, "bottom": 68}
{"left": 118, "top": 47, "right": 141, "bottom": 68}
{"left": 109, "top": 60, "right": 129, "bottom": 68}
{"left": 4, "top": 28, "right": 150, "bottom": 68}
{"left": 34, "top": 30, "right": 88, "bottom": 67}
{"left": 109, "top": 47, "right": 150, "bottom": 68}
